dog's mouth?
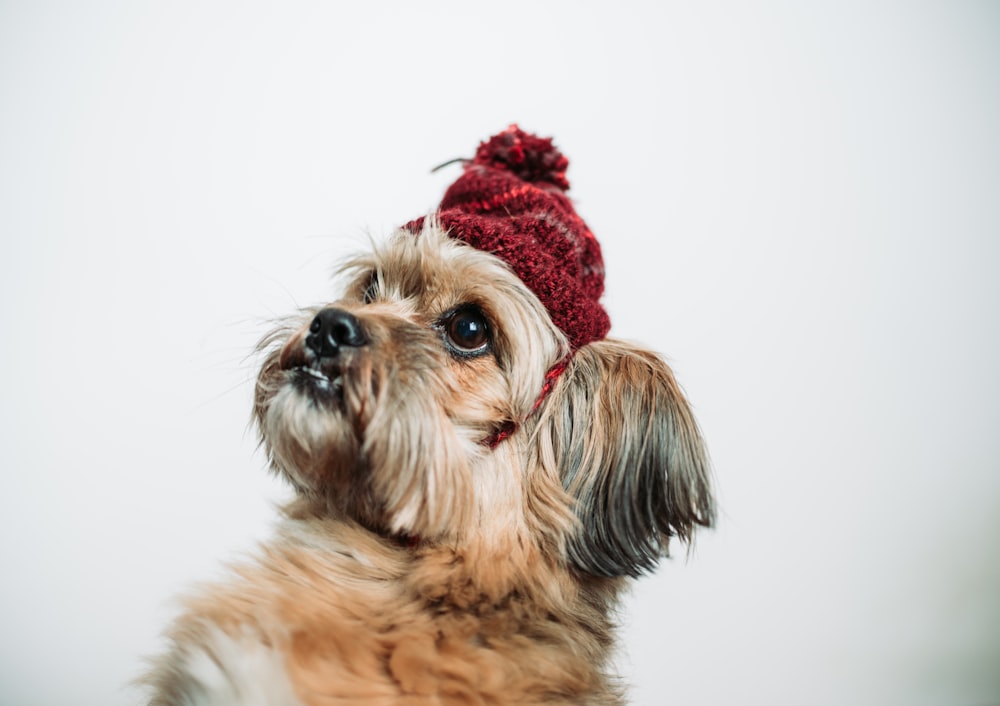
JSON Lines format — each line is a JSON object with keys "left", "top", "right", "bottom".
{"left": 289, "top": 363, "right": 345, "bottom": 406}
{"left": 299, "top": 365, "right": 340, "bottom": 383}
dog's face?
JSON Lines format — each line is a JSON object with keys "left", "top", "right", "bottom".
{"left": 255, "top": 224, "right": 714, "bottom": 577}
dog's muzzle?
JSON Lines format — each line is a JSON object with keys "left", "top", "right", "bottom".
{"left": 280, "top": 308, "right": 369, "bottom": 404}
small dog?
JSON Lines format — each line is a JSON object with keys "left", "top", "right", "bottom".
{"left": 145, "top": 127, "right": 714, "bottom": 705}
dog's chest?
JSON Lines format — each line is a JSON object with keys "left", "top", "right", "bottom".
{"left": 223, "top": 534, "right": 619, "bottom": 705}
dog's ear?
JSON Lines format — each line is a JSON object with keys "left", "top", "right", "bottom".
{"left": 540, "top": 339, "right": 715, "bottom": 577}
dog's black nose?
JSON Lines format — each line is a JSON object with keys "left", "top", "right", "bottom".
{"left": 305, "top": 308, "right": 368, "bottom": 358}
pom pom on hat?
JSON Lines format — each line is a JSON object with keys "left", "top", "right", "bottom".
{"left": 408, "top": 125, "right": 610, "bottom": 351}
{"left": 471, "top": 128, "right": 571, "bottom": 191}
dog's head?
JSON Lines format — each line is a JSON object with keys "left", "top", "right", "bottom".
{"left": 254, "top": 128, "right": 714, "bottom": 578}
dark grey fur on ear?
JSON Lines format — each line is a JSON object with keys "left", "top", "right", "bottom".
{"left": 541, "top": 339, "right": 715, "bottom": 578}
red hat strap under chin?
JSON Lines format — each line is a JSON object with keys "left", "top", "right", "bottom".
{"left": 481, "top": 357, "right": 571, "bottom": 449}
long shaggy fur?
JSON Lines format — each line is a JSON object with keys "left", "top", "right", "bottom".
{"left": 143, "top": 224, "right": 714, "bottom": 705}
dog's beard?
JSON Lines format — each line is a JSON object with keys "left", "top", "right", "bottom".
{"left": 255, "top": 329, "right": 367, "bottom": 499}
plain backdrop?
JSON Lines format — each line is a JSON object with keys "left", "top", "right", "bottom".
{"left": 1, "top": 2, "right": 998, "bottom": 705}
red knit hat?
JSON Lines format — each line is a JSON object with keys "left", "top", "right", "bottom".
{"left": 408, "top": 125, "right": 610, "bottom": 351}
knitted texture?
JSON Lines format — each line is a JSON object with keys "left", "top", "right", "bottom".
{"left": 408, "top": 125, "right": 610, "bottom": 351}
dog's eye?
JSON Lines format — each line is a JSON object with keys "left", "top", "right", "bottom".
{"left": 443, "top": 308, "right": 490, "bottom": 356}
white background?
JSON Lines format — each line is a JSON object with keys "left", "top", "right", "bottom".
{"left": 1, "top": 2, "right": 998, "bottom": 705}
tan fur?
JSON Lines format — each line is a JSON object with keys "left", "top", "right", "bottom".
{"left": 143, "top": 223, "right": 713, "bottom": 705}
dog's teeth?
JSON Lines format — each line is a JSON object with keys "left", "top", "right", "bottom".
{"left": 297, "top": 367, "right": 343, "bottom": 392}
